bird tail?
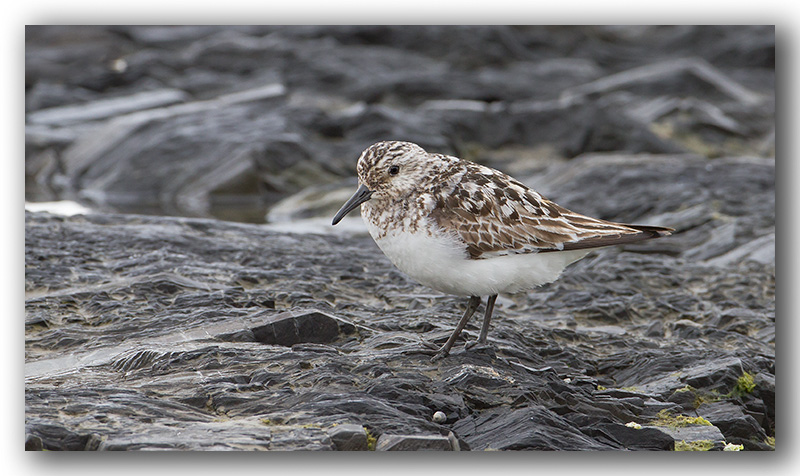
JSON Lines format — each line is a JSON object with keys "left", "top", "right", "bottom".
{"left": 554, "top": 223, "right": 675, "bottom": 252}
{"left": 625, "top": 224, "right": 675, "bottom": 238}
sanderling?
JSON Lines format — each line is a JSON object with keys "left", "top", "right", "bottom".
{"left": 332, "top": 141, "right": 673, "bottom": 361}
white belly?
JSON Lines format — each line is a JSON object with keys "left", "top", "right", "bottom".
{"left": 365, "top": 218, "right": 590, "bottom": 297}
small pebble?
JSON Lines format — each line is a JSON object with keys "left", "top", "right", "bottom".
{"left": 432, "top": 411, "right": 446, "bottom": 423}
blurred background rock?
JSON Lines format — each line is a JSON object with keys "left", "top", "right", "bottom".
{"left": 25, "top": 25, "right": 774, "bottom": 226}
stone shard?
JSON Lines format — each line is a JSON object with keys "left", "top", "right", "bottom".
{"left": 327, "top": 424, "right": 369, "bottom": 451}
{"left": 251, "top": 310, "right": 357, "bottom": 347}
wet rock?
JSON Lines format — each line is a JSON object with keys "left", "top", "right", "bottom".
{"left": 649, "top": 425, "right": 727, "bottom": 451}
{"left": 23, "top": 423, "right": 102, "bottom": 451}
{"left": 25, "top": 207, "right": 774, "bottom": 450}
{"left": 560, "top": 57, "right": 764, "bottom": 106}
{"left": 696, "top": 401, "right": 767, "bottom": 444}
{"left": 96, "top": 420, "right": 332, "bottom": 451}
{"left": 454, "top": 406, "right": 614, "bottom": 450}
{"left": 327, "top": 424, "right": 369, "bottom": 451}
{"left": 705, "top": 234, "right": 775, "bottom": 267}
{"left": 25, "top": 434, "right": 44, "bottom": 451}
{"left": 249, "top": 310, "right": 357, "bottom": 346}
{"left": 666, "top": 387, "right": 698, "bottom": 411}
{"left": 752, "top": 372, "right": 775, "bottom": 427}
{"left": 375, "top": 433, "right": 455, "bottom": 451}
{"left": 583, "top": 422, "right": 675, "bottom": 450}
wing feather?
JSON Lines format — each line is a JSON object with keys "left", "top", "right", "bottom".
{"left": 430, "top": 162, "right": 673, "bottom": 259}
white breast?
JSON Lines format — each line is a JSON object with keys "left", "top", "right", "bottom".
{"left": 364, "top": 215, "right": 590, "bottom": 297}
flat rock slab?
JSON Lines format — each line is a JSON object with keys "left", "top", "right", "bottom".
{"left": 646, "top": 425, "right": 727, "bottom": 451}
{"left": 376, "top": 434, "right": 456, "bottom": 451}
{"left": 250, "top": 310, "right": 357, "bottom": 346}
{"left": 327, "top": 424, "right": 369, "bottom": 451}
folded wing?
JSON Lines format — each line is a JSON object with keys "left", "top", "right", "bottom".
{"left": 430, "top": 162, "right": 673, "bottom": 259}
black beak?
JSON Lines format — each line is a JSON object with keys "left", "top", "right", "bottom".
{"left": 332, "top": 184, "right": 373, "bottom": 225}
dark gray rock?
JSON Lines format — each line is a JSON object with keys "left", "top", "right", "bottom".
{"left": 647, "top": 425, "right": 727, "bottom": 451}
{"left": 25, "top": 434, "right": 44, "bottom": 451}
{"left": 96, "top": 421, "right": 332, "bottom": 451}
{"left": 327, "top": 424, "right": 369, "bottom": 451}
{"left": 583, "top": 422, "right": 675, "bottom": 451}
{"left": 375, "top": 434, "right": 455, "bottom": 451}
{"left": 249, "top": 310, "right": 357, "bottom": 347}
{"left": 27, "top": 89, "right": 189, "bottom": 126}
{"left": 453, "top": 406, "right": 616, "bottom": 450}
{"left": 697, "top": 401, "right": 767, "bottom": 443}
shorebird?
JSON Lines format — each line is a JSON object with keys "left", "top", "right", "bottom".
{"left": 333, "top": 141, "right": 672, "bottom": 360}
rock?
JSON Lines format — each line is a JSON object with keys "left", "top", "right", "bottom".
{"left": 453, "top": 406, "right": 616, "bottom": 451}
{"left": 375, "top": 434, "right": 455, "bottom": 451}
{"left": 25, "top": 434, "right": 43, "bottom": 451}
{"left": 583, "top": 422, "right": 675, "bottom": 450}
{"left": 327, "top": 424, "right": 369, "bottom": 451}
{"left": 25, "top": 210, "right": 774, "bottom": 450}
{"left": 560, "top": 58, "right": 764, "bottom": 107}
{"left": 266, "top": 181, "right": 359, "bottom": 223}
{"left": 705, "top": 234, "right": 775, "bottom": 267}
{"left": 666, "top": 387, "right": 698, "bottom": 411}
{"left": 752, "top": 372, "right": 775, "bottom": 429}
{"left": 57, "top": 84, "right": 290, "bottom": 219}
{"left": 95, "top": 421, "right": 332, "bottom": 451}
{"left": 250, "top": 310, "right": 357, "bottom": 347}
{"left": 649, "top": 425, "right": 727, "bottom": 451}
{"left": 696, "top": 401, "right": 767, "bottom": 443}
{"left": 26, "top": 89, "right": 189, "bottom": 126}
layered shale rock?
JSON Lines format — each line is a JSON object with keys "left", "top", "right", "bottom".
{"left": 25, "top": 151, "right": 774, "bottom": 450}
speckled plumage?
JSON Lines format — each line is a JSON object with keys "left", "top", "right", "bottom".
{"left": 333, "top": 140, "right": 673, "bottom": 360}
{"left": 355, "top": 141, "right": 669, "bottom": 259}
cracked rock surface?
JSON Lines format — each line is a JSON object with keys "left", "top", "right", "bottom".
{"left": 26, "top": 151, "right": 774, "bottom": 450}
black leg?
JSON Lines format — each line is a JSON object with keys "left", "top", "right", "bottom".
{"left": 465, "top": 294, "right": 497, "bottom": 350}
{"left": 431, "top": 296, "right": 481, "bottom": 362}
{"left": 477, "top": 294, "right": 497, "bottom": 344}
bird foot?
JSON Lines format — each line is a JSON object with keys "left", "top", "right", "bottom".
{"left": 430, "top": 349, "right": 450, "bottom": 362}
{"left": 419, "top": 338, "right": 440, "bottom": 351}
{"left": 464, "top": 339, "right": 489, "bottom": 350}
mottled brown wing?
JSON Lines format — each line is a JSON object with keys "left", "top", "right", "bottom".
{"left": 430, "top": 163, "right": 672, "bottom": 259}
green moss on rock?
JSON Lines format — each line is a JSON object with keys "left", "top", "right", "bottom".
{"left": 651, "top": 409, "right": 713, "bottom": 428}
{"left": 675, "top": 439, "right": 715, "bottom": 451}
{"left": 732, "top": 372, "right": 756, "bottom": 397}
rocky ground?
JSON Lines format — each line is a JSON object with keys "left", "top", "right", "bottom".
{"left": 25, "top": 26, "right": 774, "bottom": 451}
{"left": 25, "top": 152, "right": 774, "bottom": 451}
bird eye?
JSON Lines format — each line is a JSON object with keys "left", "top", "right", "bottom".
{"left": 389, "top": 165, "right": 400, "bottom": 176}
